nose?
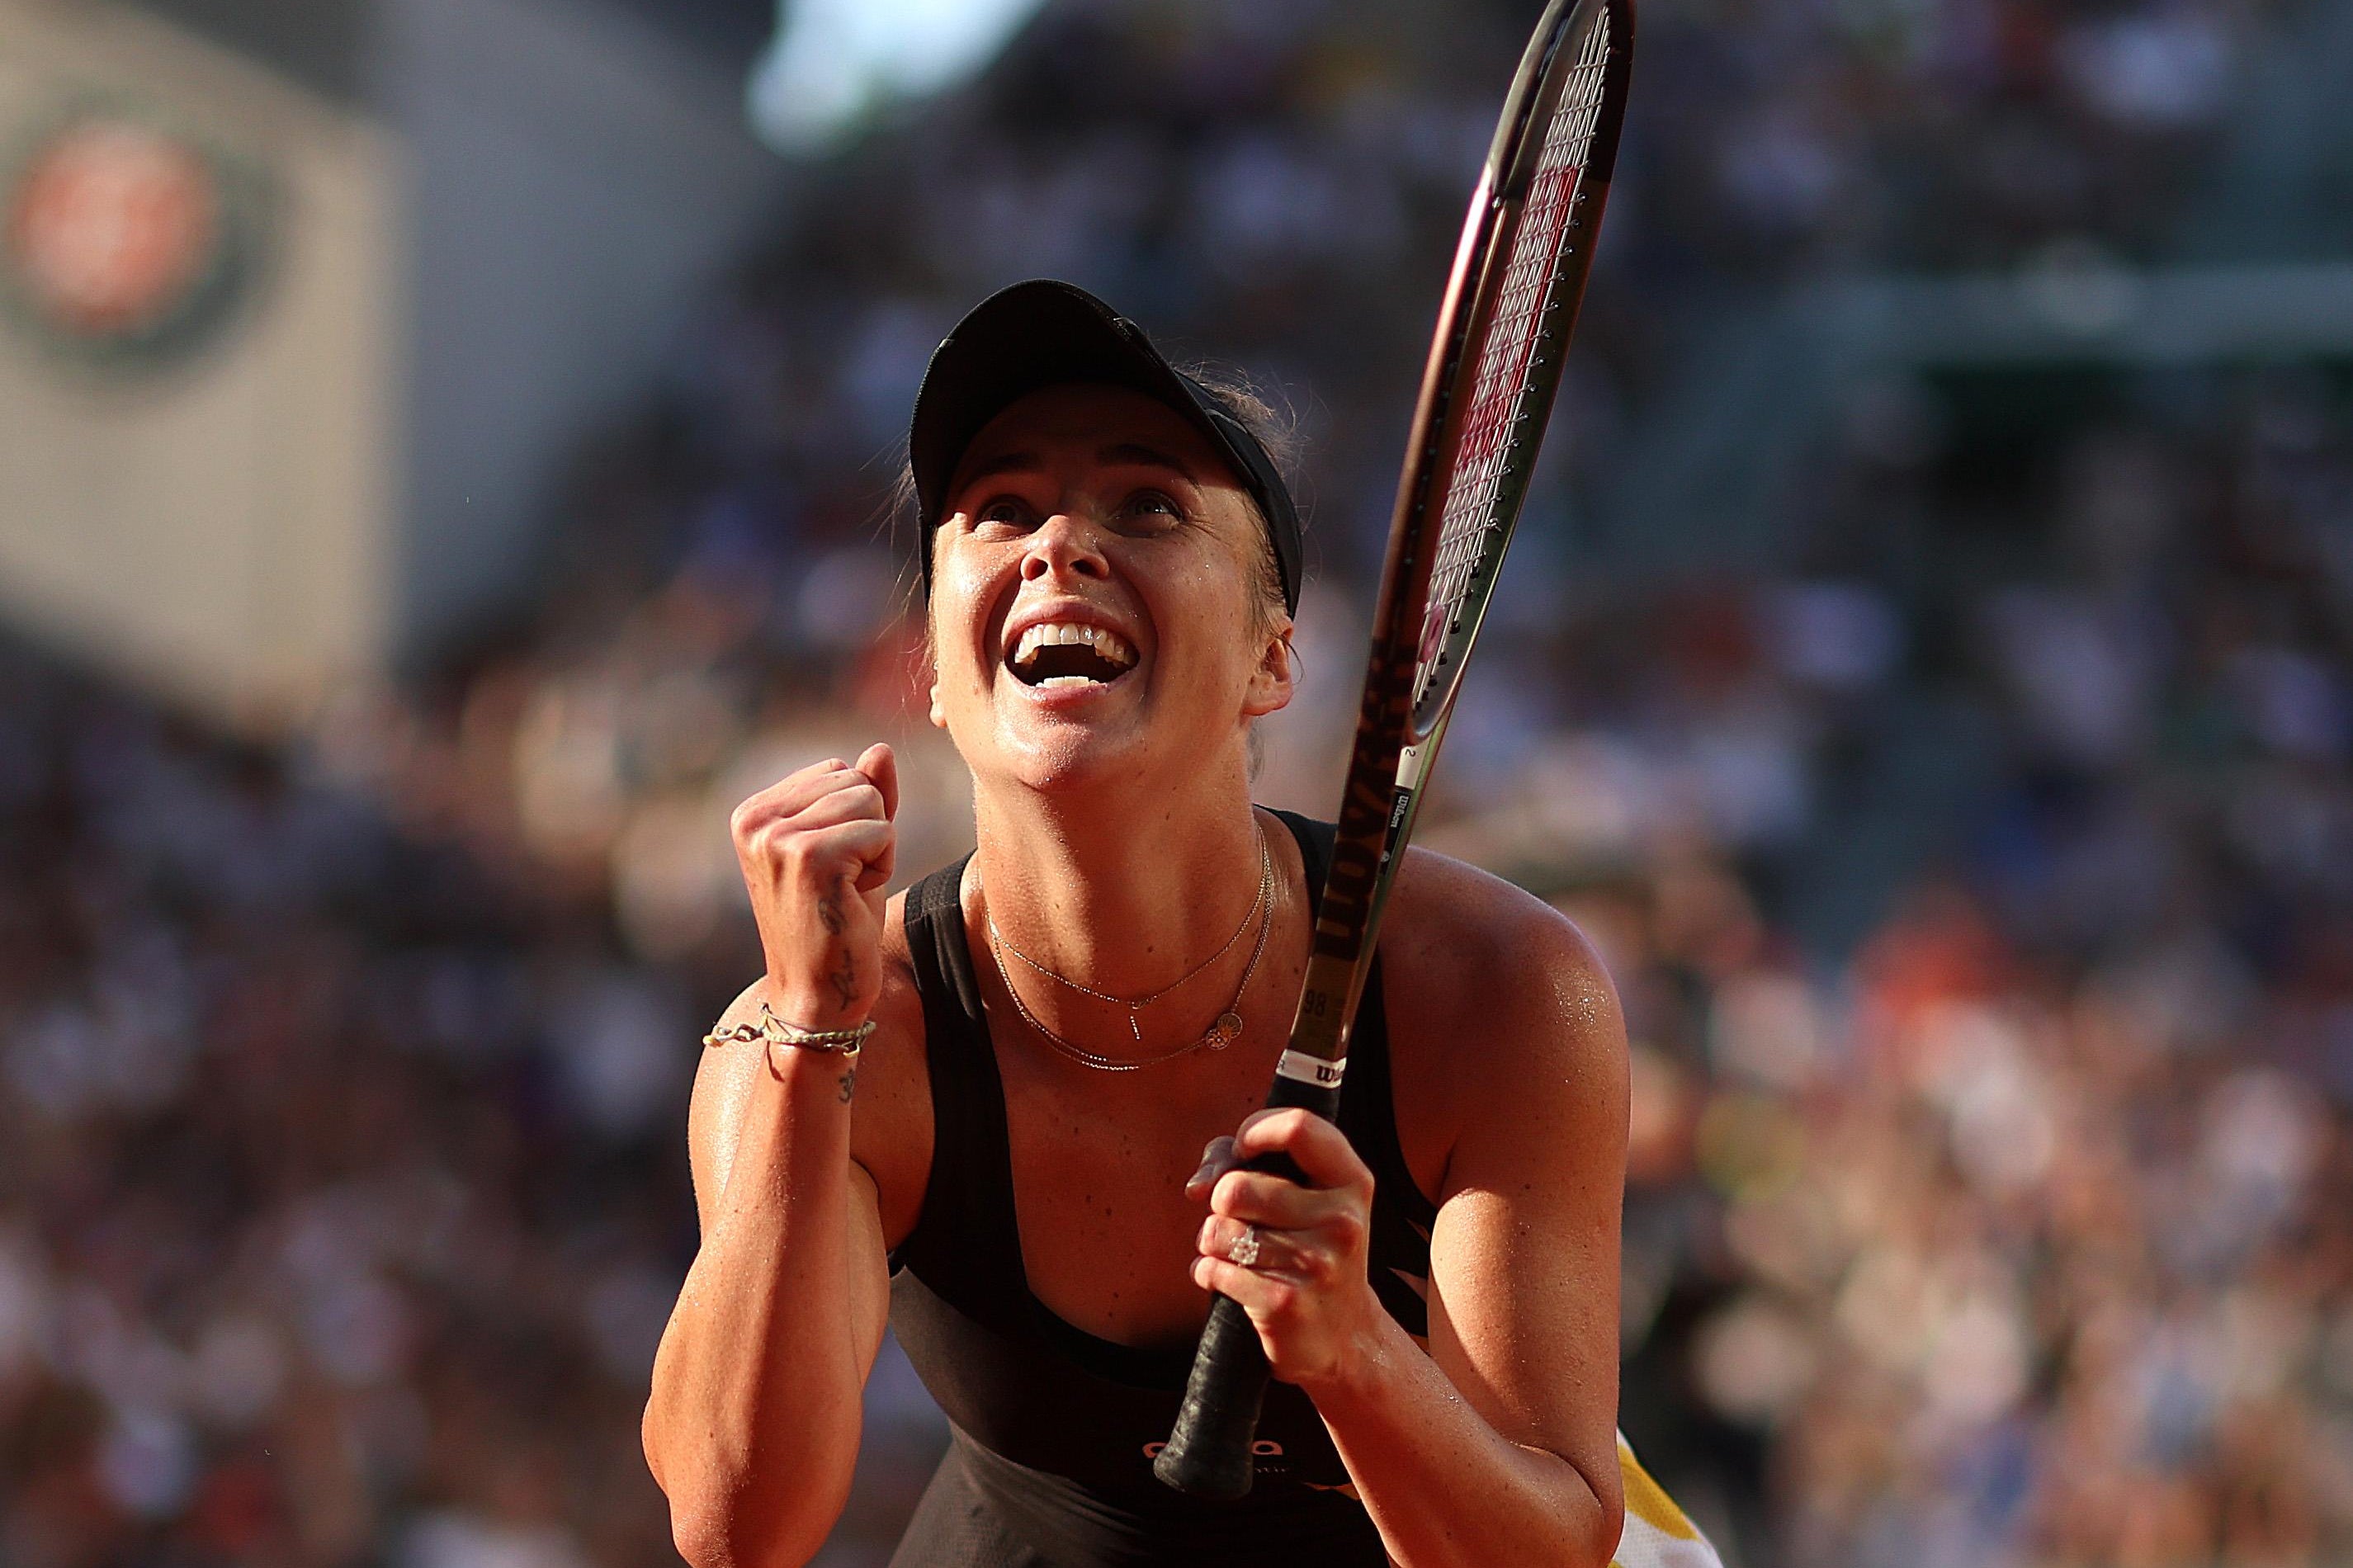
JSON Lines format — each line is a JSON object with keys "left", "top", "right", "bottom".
{"left": 1020, "top": 511, "right": 1110, "bottom": 586}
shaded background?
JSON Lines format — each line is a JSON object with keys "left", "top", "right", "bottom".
{"left": 4, "top": 0, "right": 2353, "bottom": 1563}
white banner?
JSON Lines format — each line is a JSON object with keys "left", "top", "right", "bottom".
{"left": 0, "top": 0, "right": 398, "bottom": 727}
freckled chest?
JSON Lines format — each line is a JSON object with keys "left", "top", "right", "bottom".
{"left": 994, "top": 1012, "right": 1296, "bottom": 1351}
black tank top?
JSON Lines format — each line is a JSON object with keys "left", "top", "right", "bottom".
{"left": 888, "top": 810, "right": 1439, "bottom": 1566}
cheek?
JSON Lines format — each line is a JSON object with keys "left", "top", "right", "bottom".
{"left": 928, "top": 551, "right": 1008, "bottom": 680}
{"left": 1154, "top": 584, "right": 1262, "bottom": 694}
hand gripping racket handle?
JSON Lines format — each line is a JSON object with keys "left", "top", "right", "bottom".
{"left": 1152, "top": 1074, "right": 1338, "bottom": 1500}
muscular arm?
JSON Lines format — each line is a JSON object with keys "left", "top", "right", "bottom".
{"left": 643, "top": 981, "right": 897, "bottom": 1568}
{"left": 1196, "top": 853, "right": 1628, "bottom": 1567}
{"left": 642, "top": 747, "right": 918, "bottom": 1568}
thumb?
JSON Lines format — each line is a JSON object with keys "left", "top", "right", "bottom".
{"left": 1187, "top": 1136, "right": 1238, "bottom": 1197}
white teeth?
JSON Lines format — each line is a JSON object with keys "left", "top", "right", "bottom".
{"left": 1039, "top": 675, "right": 1091, "bottom": 688}
{"left": 1009, "top": 621, "right": 1138, "bottom": 673}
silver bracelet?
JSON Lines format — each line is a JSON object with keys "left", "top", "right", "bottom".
{"left": 702, "top": 1002, "right": 873, "bottom": 1058}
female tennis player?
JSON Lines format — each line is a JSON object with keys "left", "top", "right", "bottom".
{"left": 642, "top": 281, "right": 1711, "bottom": 1568}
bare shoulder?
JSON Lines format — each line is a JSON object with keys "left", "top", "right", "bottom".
{"left": 684, "top": 890, "right": 933, "bottom": 1248}
{"left": 1376, "top": 845, "right": 1628, "bottom": 1200}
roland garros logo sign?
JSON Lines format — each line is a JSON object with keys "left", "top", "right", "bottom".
{"left": 2, "top": 105, "right": 270, "bottom": 371}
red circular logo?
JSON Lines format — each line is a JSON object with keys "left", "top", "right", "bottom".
{"left": 7, "top": 117, "right": 221, "bottom": 342}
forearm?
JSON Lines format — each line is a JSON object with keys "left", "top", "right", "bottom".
{"left": 646, "top": 1051, "right": 871, "bottom": 1568}
{"left": 1309, "top": 1315, "right": 1621, "bottom": 1568}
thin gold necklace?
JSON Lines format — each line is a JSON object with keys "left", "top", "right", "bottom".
{"left": 985, "top": 820, "right": 1269, "bottom": 1038}
{"left": 982, "top": 823, "right": 1275, "bottom": 1071}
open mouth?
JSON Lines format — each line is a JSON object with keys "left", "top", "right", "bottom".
{"left": 1007, "top": 621, "right": 1139, "bottom": 689}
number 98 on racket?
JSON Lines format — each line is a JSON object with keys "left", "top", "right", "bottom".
{"left": 1155, "top": 0, "right": 1634, "bottom": 1502}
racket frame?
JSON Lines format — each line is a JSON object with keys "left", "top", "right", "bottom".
{"left": 1155, "top": 0, "right": 1632, "bottom": 1502}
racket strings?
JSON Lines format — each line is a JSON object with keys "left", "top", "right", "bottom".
{"left": 1413, "top": 15, "right": 1615, "bottom": 710}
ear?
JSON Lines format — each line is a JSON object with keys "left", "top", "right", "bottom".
{"left": 1240, "top": 612, "right": 1297, "bottom": 720}
{"left": 921, "top": 596, "right": 948, "bottom": 730}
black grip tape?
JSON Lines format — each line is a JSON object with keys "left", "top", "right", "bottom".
{"left": 1154, "top": 1070, "right": 1342, "bottom": 1498}
{"left": 1153, "top": 1292, "right": 1269, "bottom": 1499}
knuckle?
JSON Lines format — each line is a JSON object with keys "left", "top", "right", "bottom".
{"left": 746, "top": 831, "right": 788, "bottom": 877}
{"left": 1329, "top": 1208, "right": 1368, "bottom": 1251}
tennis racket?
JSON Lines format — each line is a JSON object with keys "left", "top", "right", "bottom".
{"left": 1155, "top": 0, "right": 1635, "bottom": 1501}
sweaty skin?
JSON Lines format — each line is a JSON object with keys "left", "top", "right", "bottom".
{"left": 643, "top": 384, "right": 1630, "bottom": 1568}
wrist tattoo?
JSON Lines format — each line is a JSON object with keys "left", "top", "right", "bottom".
{"left": 837, "top": 1065, "right": 858, "bottom": 1103}
{"left": 828, "top": 948, "right": 858, "bottom": 1009}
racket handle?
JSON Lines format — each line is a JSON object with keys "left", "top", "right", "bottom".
{"left": 1156, "top": 1074, "right": 1340, "bottom": 1499}
{"left": 1154, "top": 1290, "right": 1270, "bottom": 1499}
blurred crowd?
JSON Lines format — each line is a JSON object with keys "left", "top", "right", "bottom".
{"left": 5, "top": 0, "right": 2348, "bottom": 1564}
{"left": 1580, "top": 371, "right": 2353, "bottom": 1568}
{"left": 0, "top": 638, "right": 701, "bottom": 1566}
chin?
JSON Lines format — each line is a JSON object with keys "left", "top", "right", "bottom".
{"left": 989, "top": 721, "right": 1153, "bottom": 796}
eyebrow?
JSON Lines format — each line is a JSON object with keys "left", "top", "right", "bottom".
{"left": 953, "top": 442, "right": 1202, "bottom": 494}
{"left": 954, "top": 451, "right": 1043, "bottom": 489}
{"left": 1094, "top": 442, "right": 1199, "bottom": 482}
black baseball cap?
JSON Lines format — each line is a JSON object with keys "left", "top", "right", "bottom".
{"left": 909, "top": 280, "right": 1302, "bottom": 614}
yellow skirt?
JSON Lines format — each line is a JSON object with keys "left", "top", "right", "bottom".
{"left": 1613, "top": 1432, "right": 1725, "bottom": 1568}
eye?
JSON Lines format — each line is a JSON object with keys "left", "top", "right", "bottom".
{"left": 971, "top": 495, "right": 1037, "bottom": 534}
{"left": 1118, "top": 489, "right": 1185, "bottom": 531}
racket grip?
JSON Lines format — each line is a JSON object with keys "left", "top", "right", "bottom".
{"left": 1153, "top": 1291, "right": 1270, "bottom": 1500}
{"left": 1156, "top": 1074, "right": 1340, "bottom": 1499}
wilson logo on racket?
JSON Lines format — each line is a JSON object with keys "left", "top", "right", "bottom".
{"left": 1277, "top": 1051, "right": 1347, "bottom": 1089}
{"left": 1316, "top": 645, "right": 1416, "bottom": 960}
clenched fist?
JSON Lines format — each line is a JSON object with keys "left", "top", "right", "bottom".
{"left": 730, "top": 743, "right": 899, "bottom": 1029}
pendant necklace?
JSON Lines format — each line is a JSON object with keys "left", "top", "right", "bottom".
{"left": 983, "top": 821, "right": 1274, "bottom": 1071}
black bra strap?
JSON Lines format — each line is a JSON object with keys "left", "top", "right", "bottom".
{"left": 1267, "top": 808, "right": 1328, "bottom": 909}
{"left": 897, "top": 857, "right": 1032, "bottom": 1325}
